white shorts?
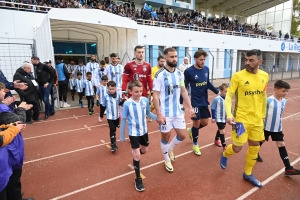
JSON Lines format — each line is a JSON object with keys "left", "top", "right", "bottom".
{"left": 159, "top": 114, "right": 186, "bottom": 133}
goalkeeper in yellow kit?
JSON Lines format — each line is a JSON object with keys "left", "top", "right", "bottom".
{"left": 220, "top": 49, "right": 268, "bottom": 188}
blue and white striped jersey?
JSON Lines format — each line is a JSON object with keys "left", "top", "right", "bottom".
{"left": 74, "top": 79, "right": 84, "bottom": 93}
{"left": 86, "top": 62, "right": 99, "bottom": 77}
{"left": 68, "top": 65, "right": 77, "bottom": 80}
{"left": 103, "top": 64, "right": 123, "bottom": 88}
{"left": 94, "top": 68, "right": 105, "bottom": 86}
{"left": 69, "top": 79, "right": 75, "bottom": 90}
{"left": 120, "top": 97, "right": 157, "bottom": 141}
{"left": 83, "top": 79, "right": 95, "bottom": 96}
{"left": 264, "top": 95, "right": 287, "bottom": 132}
{"left": 153, "top": 67, "right": 184, "bottom": 117}
{"left": 211, "top": 95, "right": 226, "bottom": 123}
{"left": 103, "top": 93, "right": 121, "bottom": 120}
{"left": 96, "top": 85, "right": 107, "bottom": 105}
{"left": 76, "top": 65, "right": 87, "bottom": 80}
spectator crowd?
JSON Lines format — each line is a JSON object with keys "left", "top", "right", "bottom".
{"left": 0, "top": 0, "right": 284, "bottom": 39}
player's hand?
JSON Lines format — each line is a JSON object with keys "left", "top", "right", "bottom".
{"left": 211, "top": 119, "right": 216, "bottom": 123}
{"left": 96, "top": 100, "right": 100, "bottom": 106}
{"left": 157, "top": 113, "right": 166, "bottom": 125}
{"left": 189, "top": 107, "right": 195, "bottom": 118}
{"left": 226, "top": 117, "right": 235, "bottom": 125}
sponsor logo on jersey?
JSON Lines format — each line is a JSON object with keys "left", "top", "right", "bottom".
{"left": 196, "top": 81, "right": 207, "bottom": 87}
{"left": 244, "top": 90, "right": 263, "bottom": 96}
{"left": 245, "top": 81, "right": 250, "bottom": 84}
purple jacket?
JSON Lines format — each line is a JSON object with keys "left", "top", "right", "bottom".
{"left": 0, "top": 104, "right": 25, "bottom": 170}
{"left": 0, "top": 143, "right": 12, "bottom": 192}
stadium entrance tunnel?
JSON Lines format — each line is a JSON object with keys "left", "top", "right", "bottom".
{"left": 47, "top": 9, "right": 138, "bottom": 63}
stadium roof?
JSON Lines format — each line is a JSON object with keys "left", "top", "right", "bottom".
{"left": 196, "top": 0, "right": 290, "bottom": 17}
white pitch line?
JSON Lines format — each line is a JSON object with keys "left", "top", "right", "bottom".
{"left": 236, "top": 156, "right": 300, "bottom": 200}
{"left": 33, "top": 113, "right": 99, "bottom": 123}
{"left": 50, "top": 137, "right": 231, "bottom": 200}
{"left": 23, "top": 124, "right": 107, "bottom": 140}
{"left": 23, "top": 122, "right": 192, "bottom": 164}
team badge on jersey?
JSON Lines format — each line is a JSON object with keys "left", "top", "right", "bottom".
{"left": 205, "top": 73, "right": 208, "bottom": 77}
{"left": 195, "top": 75, "right": 198, "bottom": 79}
{"left": 143, "top": 66, "right": 147, "bottom": 72}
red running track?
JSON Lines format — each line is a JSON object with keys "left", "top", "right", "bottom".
{"left": 20, "top": 79, "right": 300, "bottom": 200}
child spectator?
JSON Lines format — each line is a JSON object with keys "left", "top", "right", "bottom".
{"left": 82, "top": 72, "right": 95, "bottom": 115}
{"left": 96, "top": 75, "right": 108, "bottom": 122}
{"left": 103, "top": 81, "right": 124, "bottom": 152}
{"left": 75, "top": 72, "right": 84, "bottom": 108}
{"left": 120, "top": 80, "right": 157, "bottom": 191}
{"left": 211, "top": 83, "right": 228, "bottom": 151}
{"left": 258, "top": 80, "right": 300, "bottom": 175}
{"left": 69, "top": 73, "right": 76, "bottom": 101}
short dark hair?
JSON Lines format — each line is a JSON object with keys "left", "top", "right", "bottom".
{"left": 77, "top": 72, "right": 82, "bottom": 76}
{"left": 157, "top": 55, "right": 164, "bottom": 61}
{"left": 246, "top": 49, "right": 262, "bottom": 58}
{"left": 101, "top": 75, "right": 108, "bottom": 81}
{"left": 100, "top": 60, "right": 106, "bottom": 65}
{"left": 274, "top": 80, "right": 290, "bottom": 89}
{"left": 128, "top": 80, "right": 142, "bottom": 90}
{"left": 194, "top": 50, "right": 208, "bottom": 58}
{"left": 0, "top": 82, "right": 6, "bottom": 90}
{"left": 107, "top": 81, "right": 116, "bottom": 87}
{"left": 57, "top": 55, "right": 63, "bottom": 60}
{"left": 31, "top": 56, "right": 40, "bottom": 61}
{"left": 86, "top": 72, "right": 92, "bottom": 76}
{"left": 219, "top": 83, "right": 228, "bottom": 91}
{"left": 110, "top": 53, "right": 117, "bottom": 58}
{"left": 78, "top": 59, "right": 83, "bottom": 64}
{"left": 163, "top": 47, "right": 176, "bottom": 55}
{"left": 134, "top": 45, "right": 144, "bottom": 52}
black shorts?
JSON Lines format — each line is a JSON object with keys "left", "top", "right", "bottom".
{"left": 216, "top": 122, "right": 226, "bottom": 130}
{"left": 129, "top": 134, "right": 149, "bottom": 149}
{"left": 192, "top": 106, "right": 211, "bottom": 120}
{"left": 264, "top": 130, "right": 284, "bottom": 141}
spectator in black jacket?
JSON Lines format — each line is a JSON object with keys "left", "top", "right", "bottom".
{"left": 45, "top": 60, "right": 58, "bottom": 115}
{"left": 13, "top": 62, "right": 40, "bottom": 124}
{"left": 31, "top": 56, "right": 54, "bottom": 120}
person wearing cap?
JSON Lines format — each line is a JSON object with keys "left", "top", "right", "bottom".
{"left": 178, "top": 57, "right": 190, "bottom": 73}
{"left": 45, "top": 60, "right": 58, "bottom": 115}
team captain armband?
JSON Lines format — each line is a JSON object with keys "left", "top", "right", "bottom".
{"left": 180, "top": 80, "right": 184, "bottom": 86}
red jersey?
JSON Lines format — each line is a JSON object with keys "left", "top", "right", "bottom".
{"left": 122, "top": 61, "right": 153, "bottom": 97}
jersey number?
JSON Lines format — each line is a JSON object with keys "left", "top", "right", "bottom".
{"left": 193, "top": 107, "right": 198, "bottom": 114}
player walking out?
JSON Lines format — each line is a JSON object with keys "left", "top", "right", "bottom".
{"left": 152, "top": 47, "right": 194, "bottom": 172}
{"left": 185, "top": 50, "right": 219, "bottom": 156}
{"left": 220, "top": 49, "right": 269, "bottom": 188}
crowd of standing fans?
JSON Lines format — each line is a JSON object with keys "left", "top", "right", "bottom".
{"left": 0, "top": 0, "right": 285, "bottom": 39}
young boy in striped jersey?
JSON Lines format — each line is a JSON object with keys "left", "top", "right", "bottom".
{"left": 103, "top": 81, "right": 125, "bottom": 152}
{"left": 69, "top": 73, "right": 76, "bottom": 101}
{"left": 83, "top": 72, "right": 95, "bottom": 115}
{"left": 75, "top": 72, "right": 84, "bottom": 108}
{"left": 258, "top": 80, "right": 300, "bottom": 175}
{"left": 96, "top": 75, "right": 108, "bottom": 122}
{"left": 120, "top": 80, "right": 157, "bottom": 192}
{"left": 211, "top": 83, "right": 228, "bottom": 151}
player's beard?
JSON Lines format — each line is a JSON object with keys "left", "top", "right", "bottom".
{"left": 245, "top": 64, "right": 258, "bottom": 73}
{"left": 195, "top": 63, "right": 204, "bottom": 69}
{"left": 167, "top": 60, "right": 177, "bottom": 68}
